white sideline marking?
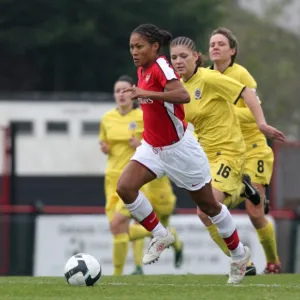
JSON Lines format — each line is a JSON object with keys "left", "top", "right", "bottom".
{"left": 107, "top": 282, "right": 300, "bottom": 288}
{"left": 1, "top": 279, "right": 300, "bottom": 289}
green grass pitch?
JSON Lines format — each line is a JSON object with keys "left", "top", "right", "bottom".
{"left": 0, "top": 275, "right": 299, "bottom": 300}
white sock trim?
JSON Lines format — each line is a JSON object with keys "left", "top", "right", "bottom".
{"left": 209, "top": 204, "right": 236, "bottom": 238}
{"left": 124, "top": 191, "right": 153, "bottom": 222}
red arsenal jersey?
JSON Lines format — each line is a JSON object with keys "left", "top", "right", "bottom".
{"left": 137, "top": 56, "right": 187, "bottom": 147}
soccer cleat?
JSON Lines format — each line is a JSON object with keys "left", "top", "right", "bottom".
{"left": 227, "top": 246, "right": 251, "bottom": 284}
{"left": 264, "top": 198, "right": 270, "bottom": 215}
{"left": 142, "top": 228, "right": 175, "bottom": 265}
{"left": 264, "top": 262, "right": 281, "bottom": 274}
{"left": 245, "top": 261, "right": 257, "bottom": 276}
{"left": 130, "top": 266, "right": 144, "bottom": 275}
{"left": 174, "top": 243, "right": 184, "bottom": 268}
{"left": 242, "top": 174, "right": 261, "bottom": 205}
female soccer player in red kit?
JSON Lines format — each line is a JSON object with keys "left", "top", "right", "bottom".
{"left": 117, "top": 23, "right": 250, "bottom": 284}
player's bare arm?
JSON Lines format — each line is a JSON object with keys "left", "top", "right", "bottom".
{"left": 122, "top": 80, "right": 190, "bottom": 104}
{"left": 241, "top": 87, "right": 286, "bottom": 142}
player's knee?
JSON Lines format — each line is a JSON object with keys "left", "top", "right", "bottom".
{"left": 248, "top": 208, "right": 262, "bottom": 219}
{"left": 248, "top": 210, "right": 266, "bottom": 228}
{"left": 110, "top": 218, "right": 127, "bottom": 235}
{"left": 247, "top": 201, "right": 264, "bottom": 218}
{"left": 198, "top": 201, "right": 221, "bottom": 217}
{"left": 116, "top": 179, "right": 135, "bottom": 202}
{"left": 109, "top": 220, "right": 119, "bottom": 235}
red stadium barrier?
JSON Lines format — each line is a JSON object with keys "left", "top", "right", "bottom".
{"left": 0, "top": 204, "right": 295, "bottom": 219}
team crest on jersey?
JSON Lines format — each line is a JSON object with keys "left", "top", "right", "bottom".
{"left": 145, "top": 73, "right": 151, "bottom": 83}
{"left": 129, "top": 121, "right": 137, "bottom": 130}
{"left": 194, "top": 88, "right": 201, "bottom": 100}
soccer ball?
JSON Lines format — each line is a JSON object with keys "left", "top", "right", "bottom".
{"left": 64, "top": 253, "right": 101, "bottom": 286}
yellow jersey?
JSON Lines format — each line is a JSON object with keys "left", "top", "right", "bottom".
{"left": 220, "top": 63, "right": 269, "bottom": 153}
{"left": 99, "top": 108, "right": 143, "bottom": 175}
{"left": 183, "top": 67, "right": 246, "bottom": 161}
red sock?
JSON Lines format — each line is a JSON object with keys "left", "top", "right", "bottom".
{"left": 223, "top": 229, "right": 240, "bottom": 250}
{"left": 140, "top": 210, "right": 159, "bottom": 231}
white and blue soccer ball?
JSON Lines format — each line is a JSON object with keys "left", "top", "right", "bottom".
{"left": 64, "top": 253, "right": 102, "bottom": 286}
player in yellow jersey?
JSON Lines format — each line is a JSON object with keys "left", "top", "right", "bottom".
{"left": 170, "top": 37, "right": 285, "bottom": 276}
{"left": 208, "top": 27, "right": 281, "bottom": 274}
{"left": 99, "top": 75, "right": 183, "bottom": 276}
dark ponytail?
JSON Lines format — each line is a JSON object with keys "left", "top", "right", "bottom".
{"left": 195, "top": 54, "right": 206, "bottom": 67}
{"left": 158, "top": 29, "right": 173, "bottom": 47}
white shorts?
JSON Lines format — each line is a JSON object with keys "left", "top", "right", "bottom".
{"left": 130, "top": 130, "right": 211, "bottom": 191}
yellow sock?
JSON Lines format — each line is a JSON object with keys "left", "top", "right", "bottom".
{"left": 207, "top": 224, "right": 230, "bottom": 257}
{"left": 169, "top": 227, "right": 182, "bottom": 251}
{"left": 129, "top": 223, "right": 152, "bottom": 241}
{"left": 132, "top": 239, "right": 144, "bottom": 267}
{"left": 256, "top": 220, "right": 279, "bottom": 263}
{"left": 113, "top": 233, "right": 129, "bottom": 276}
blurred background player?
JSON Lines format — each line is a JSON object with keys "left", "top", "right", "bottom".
{"left": 99, "top": 75, "right": 183, "bottom": 276}
{"left": 170, "top": 36, "right": 285, "bottom": 276}
{"left": 117, "top": 23, "right": 252, "bottom": 284}
{"left": 208, "top": 27, "right": 281, "bottom": 274}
